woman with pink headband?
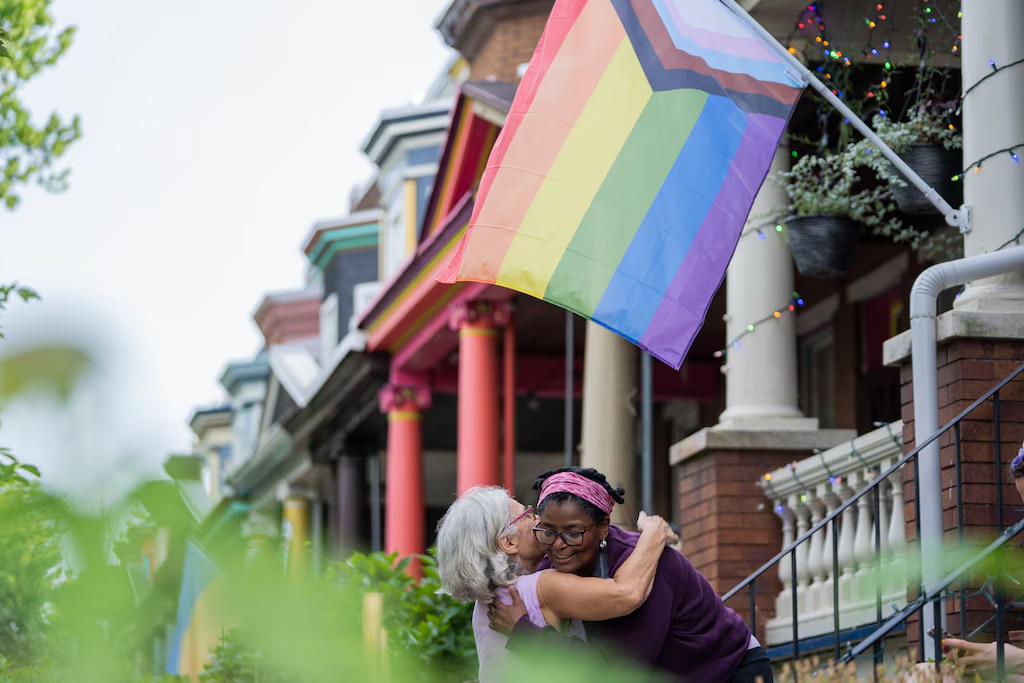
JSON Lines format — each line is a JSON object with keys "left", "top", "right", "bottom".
{"left": 496, "top": 466, "right": 772, "bottom": 683}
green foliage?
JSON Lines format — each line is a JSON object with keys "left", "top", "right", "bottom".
{"left": 0, "top": 282, "right": 39, "bottom": 340}
{"left": 775, "top": 104, "right": 965, "bottom": 247}
{"left": 0, "top": 483, "right": 64, "bottom": 669}
{"left": 776, "top": 149, "right": 909, "bottom": 242}
{"left": 0, "top": 282, "right": 43, "bottom": 489}
{"left": 199, "top": 630, "right": 286, "bottom": 683}
{"left": 335, "top": 549, "right": 477, "bottom": 681}
{"left": 0, "top": 0, "right": 81, "bottom": 209}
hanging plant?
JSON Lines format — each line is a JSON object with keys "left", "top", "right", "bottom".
{"left": 848, "top": 103, "right": 962, "bottom": 216}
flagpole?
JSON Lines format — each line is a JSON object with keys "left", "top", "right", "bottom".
{"left": 719, "top": 0, "right": 972, "bottom": 234}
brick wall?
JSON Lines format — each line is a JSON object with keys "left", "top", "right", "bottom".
{"left": 676, "top": 449, "right": 812, "bottom": 637}
{"left": 469, "top": 12, "right": 549, "bottom": 82}
{"left": 898, "top": 339, "right": 1024, "bottom": 645}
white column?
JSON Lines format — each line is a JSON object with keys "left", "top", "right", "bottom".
{"left": 956, "top": 0, "right": 1024, "bottom": 312}
{"left": 720, "top": 145, "right": 816, "bottom": 429}
{"left": 581, "top": 321, "right": 637, "bottom": 527}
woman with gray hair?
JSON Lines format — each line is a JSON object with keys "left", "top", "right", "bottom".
{"left": 436, "top": 485, "right": 675, "bottom": 682}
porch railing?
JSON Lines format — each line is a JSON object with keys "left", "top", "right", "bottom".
{"left": 723, "top": 360, "right": 1024, "bottom": 676}
{"left": 756, "top": 421, "right": 906, "bottom": 646}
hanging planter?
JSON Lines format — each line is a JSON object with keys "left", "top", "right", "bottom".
{"left": 784, "top": 214, "right": 859, "bottom": 279}
{"left": 891, "top": 144, "right": 963, "bottom": 215}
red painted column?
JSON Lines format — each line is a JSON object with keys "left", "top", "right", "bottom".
{"left": 379, "top": 384, "right": 431, "bottom": 566}
{"left": 451, "top": 301, "right": 510, "bottom": 494}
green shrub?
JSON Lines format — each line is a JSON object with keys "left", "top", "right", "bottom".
{"left": 334, "top": 550, "right": 476, "bottom": 681}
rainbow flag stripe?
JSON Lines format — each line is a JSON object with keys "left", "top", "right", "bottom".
{"left": 439, "top": 0, "right": 806, "bottom": 368}
{"left": 167, "top": 542, "right": 225, "bottom": 679}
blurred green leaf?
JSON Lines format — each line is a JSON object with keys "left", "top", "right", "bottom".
{"left": 16, "top": 463, "right": 38, "bottom": 477}
{"left": 0, "top": 345, "right": 92, "bottom": 402}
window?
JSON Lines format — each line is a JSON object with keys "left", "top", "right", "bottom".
{"left": 406, "top": 144, "right": 442, "bottom": 166}
{"left": 415, "top": 175, "right": 433, "bottom": 238}
{"left": 384, "top": 208, "right": 406, "bottom": 279}
{"left": 799, "top": 327, "right": 835, "bottom": 428}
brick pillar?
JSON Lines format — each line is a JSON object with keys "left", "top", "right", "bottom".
{"left": 895, "top": 337, "right": 1024, "bottom": 647}
{"left": 670, "top": 429, "right": 853, "bottom": 636}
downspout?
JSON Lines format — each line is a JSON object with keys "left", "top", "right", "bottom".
{"left": 912, "top": 246, "right": 1024, "bottom": 658}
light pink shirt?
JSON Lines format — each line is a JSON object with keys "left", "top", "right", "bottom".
{"left": 472, "top": 571, "right": 586, "bottom": 683}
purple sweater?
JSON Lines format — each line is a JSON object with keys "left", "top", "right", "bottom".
{"left": 510, "top": 525, "right": 751, "bottom": 681}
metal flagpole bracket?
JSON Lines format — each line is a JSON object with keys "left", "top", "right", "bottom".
{"left": 948, "top": 204, "right": 973, "bottom": 234}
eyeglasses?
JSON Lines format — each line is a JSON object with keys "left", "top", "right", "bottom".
{"left": 508, "top": 505, "right": 534, "bottom": 528}
{"left": 533, "top": 521, "right": 598, "bottom": 547}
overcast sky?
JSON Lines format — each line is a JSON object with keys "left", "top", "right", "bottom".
{"left": 0, "top": 0, "right": 452, "bottom": 500}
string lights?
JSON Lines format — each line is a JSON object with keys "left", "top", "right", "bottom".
{"left": 950, "top": 144, "right": 1024, "bottom": 182}
{"left": 739, "top": 222, "right": 787, "bottom": 243}
{"left": 712, "top": 293, "right": 806, "bottom": 359}
{"left": 994, "top": 227, "right": 1024, "bottom": 252}
{"left": 960, "top": 57, "right": 1024, "bottom": 100}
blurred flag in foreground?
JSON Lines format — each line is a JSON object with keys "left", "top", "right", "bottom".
{"left": 166, "top": 541, "right": 226, "bottom": 679}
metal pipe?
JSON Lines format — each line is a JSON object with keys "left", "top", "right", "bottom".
{"left": 641, "top": 351, "right": 654, "bottom": 514}
{"left": 909, "top": 246, "right": 1024, "bottom": 659}
{"left": 369, "top": 454, "right": 381, "bottom": 553}
{"left": 564, "top": 311, "right": 574, "bottom": 468}
{"left": 504, "top": 317, "right": 516, "bottom": 491}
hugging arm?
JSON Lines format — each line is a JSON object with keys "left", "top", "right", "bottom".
{"left": 537, "top": 512, "right": 676, "bottom": 621}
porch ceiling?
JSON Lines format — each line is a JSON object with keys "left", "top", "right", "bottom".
{"left": 745, "top": 0, "right": 961, "bottom": 68}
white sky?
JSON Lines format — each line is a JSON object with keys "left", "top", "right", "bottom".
{"left": 0, "top": 0, "right": 453, "bottom": 500}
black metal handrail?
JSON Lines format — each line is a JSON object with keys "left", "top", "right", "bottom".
{"left": 723, "top": 360, "right": 1024, "bottom": 676}
{"left": 841, "top": 516, "right": 1024, "bottom": 663}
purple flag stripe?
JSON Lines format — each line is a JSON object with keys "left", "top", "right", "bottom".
{"left": 638, "top": 113, "right": 786, "bottom": 366}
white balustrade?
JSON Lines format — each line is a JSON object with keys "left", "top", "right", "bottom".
{"left": 776, "top": 504, "right": 795, "bottom": 621}
{"left": 759, "top": 422, "right": 909, "bottom": 646}
{"left": 793, "top": 494, "right": 811, "bottom": 616}
{"left": 853, "top": 468, "right": 876, "bottom": 599}
{"left": 806, "top": 490, "right": 826, "bottom": 613}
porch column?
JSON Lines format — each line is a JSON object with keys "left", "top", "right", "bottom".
{"left": 719, "top": 144, "right": 813, "bottom": 429}
{"left": 955, "top": 0, "right": 1024, "bottom": 312}
{"left": 336, "top": 454, "right": 366, "bottom": 552}
{"left": 450, "top": 301, "right": 510, "bottom": 494}
{"left": 581, "top": 322, "right": 637, "bottom": 527}
{"left": 282, "top": 495, "right": 310, "bottom": 579}
{"left": 379, "top": 384, "right": 430, "bottom": 561}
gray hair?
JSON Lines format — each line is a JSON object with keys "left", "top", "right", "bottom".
{"left": 435, "top": 485, "right": 522, "bottom": 602}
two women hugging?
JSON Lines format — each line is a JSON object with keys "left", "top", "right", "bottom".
{"left": 435, "top": 466, "right": 772, "bottom": 683}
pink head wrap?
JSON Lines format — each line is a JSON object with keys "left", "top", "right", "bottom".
{"left": 539, "top": 472, "right": 615, "bottom": 515}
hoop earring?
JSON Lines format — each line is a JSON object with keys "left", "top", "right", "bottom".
{"left": 599, "top": 539, "right": 607, "bottom": 549}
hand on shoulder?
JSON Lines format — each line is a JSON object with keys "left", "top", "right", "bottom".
{"left": 636, "top": 511, "right": 679, "bottom": 546}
